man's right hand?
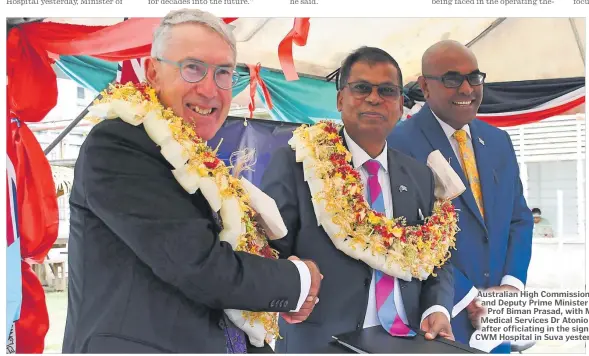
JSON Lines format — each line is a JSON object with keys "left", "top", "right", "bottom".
{"left": 466, "top": 298, "right": 486, "bottom": 329}
{"left": 281, "top": 256, "right": 322, "bottom": 324}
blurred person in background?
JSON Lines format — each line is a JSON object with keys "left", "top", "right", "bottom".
{"left": 532, "top": 208, "right": 554, "bottom": 238}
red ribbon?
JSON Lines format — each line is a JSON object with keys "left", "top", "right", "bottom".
{"left": 8, "top": 116, "right": 58, "bottom": 353}
{"left": 247, "top": 63, "right": 274, "bottom": 119}
{"left": 278, "top": 18, "right": 310, "bottom": 81}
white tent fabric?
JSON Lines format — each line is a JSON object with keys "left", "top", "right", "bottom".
{"left": 45, "top": 17, "right": 585, "bottom": 109}
{"left": 46, "top": 17, "right": 585, "bottom": 82}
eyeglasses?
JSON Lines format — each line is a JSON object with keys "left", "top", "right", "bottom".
{"left": 344, "top": 81, "right": 403, "bottom": 99}
{"left": 423, "top": 72, "right": 487, "bottom": 88}
{"left": 156, "top": 57, "right": 239, "bottom": 90}
{"left": 423, "top": 72, "right": 486, "bottom": 88}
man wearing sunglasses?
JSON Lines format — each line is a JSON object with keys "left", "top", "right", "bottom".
{"left": 262, "top": 46, "right": 454, "bottom": 353}
{"left": 63, "top": 9, "right": 323, "bottom": 354}
{"left": 388, "top": 40, "right": 533, "bottom": 353}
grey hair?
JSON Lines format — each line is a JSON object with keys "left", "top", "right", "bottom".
{"left": 151, "top": 9, "right": 236, "bottom": 62}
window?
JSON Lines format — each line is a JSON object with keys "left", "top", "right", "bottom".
{"left": 526, "top": 160, "right": 583, "bottom": 240}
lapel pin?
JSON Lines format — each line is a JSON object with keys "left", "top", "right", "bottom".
{"left": 478, "top": 137, "right": 485, "bottom": 145}
{"left": 399, "top": 185, "right": 408, "bottom": 193}
{"left": 418, "top": 208, "right": 424, "bottom": 220}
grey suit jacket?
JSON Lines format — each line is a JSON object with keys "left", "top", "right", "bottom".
{"left": 261, "top": 130, "right": 454, "bottom": 353}
{"left": 62, "top": 118, "right": 302, "bottom": 353}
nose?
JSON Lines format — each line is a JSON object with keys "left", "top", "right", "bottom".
{"left": 365, "top": 86, "right": 383, "bottom": 105}
{"left": 194, "top": 71, "right": 217, "bottom": 99}
{"left": 457, "top": 78, "right": 474, "bottom": 96}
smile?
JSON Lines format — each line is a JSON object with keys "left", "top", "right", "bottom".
{"left": 452, "top": 100, "right": 473, "bottom": 106}
{"left": 186, "top": 103, "right": 215, "bottom": 115}
{"left": 360, "top": 112, "right": 385, "bottom": 119}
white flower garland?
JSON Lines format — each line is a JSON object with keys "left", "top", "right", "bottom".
{"left": 289, "top": 122, "right": 459, "bottom": 281}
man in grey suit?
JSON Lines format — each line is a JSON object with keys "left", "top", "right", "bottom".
{"left": 62, "top": 9, "right": 321, "bottom": 353}
{"left": 261, "top": 47, "right": 454, "bottom": 353}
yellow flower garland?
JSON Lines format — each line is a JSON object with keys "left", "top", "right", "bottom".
{"left": 289, "top": 121, "right": 458, "bottom": 280}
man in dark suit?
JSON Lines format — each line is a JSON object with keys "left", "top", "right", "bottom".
{"left": 62, "top": 9, "right": 321, "bottom": 353}
{"left": 261, "top": 47, "right": 454, "bottom": 353}
{"left": 388, "top": 40, "right": 533, "bottom": 353}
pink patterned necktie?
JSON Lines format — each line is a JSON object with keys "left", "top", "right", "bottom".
{"left": 363, "top": 160, "right": 416, "bottom": 337}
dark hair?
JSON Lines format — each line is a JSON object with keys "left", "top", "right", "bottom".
{"left": 532, "top": 208, "right": 541, "bottom": 215}
{"left": 338, "top": 46, "right": 403, "bottom": 90}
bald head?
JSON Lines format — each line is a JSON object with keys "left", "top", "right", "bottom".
{"left": 421, "top": 40, "right": 477, "bottom": 74}
{"left": 418, "top": 40, "right": 484, "bottom": 130}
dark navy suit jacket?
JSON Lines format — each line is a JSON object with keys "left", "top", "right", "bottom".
{"left": 261, "top": 129, "right": 454, "bottom": 353}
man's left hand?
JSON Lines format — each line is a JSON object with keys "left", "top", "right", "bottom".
{"left": 421, "top": 312, "right": 454, "bottom": 341}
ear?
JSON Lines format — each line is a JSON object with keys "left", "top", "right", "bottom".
{"left": 336, "top": 90, "right": 343, "bottom": 112}
{"left": 417, "top": 75, "right": 429, "bottom": 99}
{"left": 144, "top": 58, "right": 159, "bottom": 90}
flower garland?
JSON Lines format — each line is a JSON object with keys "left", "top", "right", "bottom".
{"left": 86, "top": 82, "right": 280, "bottom": 347}
{"left": 289, "top": 121, "right": 458, "bottom": 281}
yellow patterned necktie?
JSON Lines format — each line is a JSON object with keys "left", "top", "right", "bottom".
{"left": 453, "top": 129, "right": 484, "bottom": 217}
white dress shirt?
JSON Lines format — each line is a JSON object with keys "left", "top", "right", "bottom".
{"left": 430, "top": 110, "right": 525, "bottom": 319}
{"left": 343, "top": 129, "right": 450, "bottom": 329}
{"left": 290, "top": 261, "right": 312, "bottom": 312}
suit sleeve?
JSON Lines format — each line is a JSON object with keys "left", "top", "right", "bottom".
{"left": 501, "top": 131, "right": 533, "bottom": 285}
{"left": 419, "top": 166, "right": 454, "bottom": 320}
{"left": 81, "top": 121, "right": 302, "bottom": 312}
{"left": 260, "top": 147, "right": 301, "bottom": 258}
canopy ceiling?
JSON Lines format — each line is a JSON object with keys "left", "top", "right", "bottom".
{"left": 46, "top": 17, "right": 585, "bottom": 83}
{"left": 43, "top": 17, "right": 585, "bottom": 111}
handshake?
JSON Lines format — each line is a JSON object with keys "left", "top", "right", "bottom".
{"left": 282, "top": 256, "right": 323, "bottom": 324}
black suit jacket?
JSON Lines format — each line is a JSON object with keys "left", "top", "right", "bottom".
{"left": 62, "top": 118, "right": 302, "bottom": 353}
{"left": 261, "top": 130, "right": 454, "bottom": 353}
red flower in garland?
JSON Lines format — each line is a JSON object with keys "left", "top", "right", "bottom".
{"left": 260, "top": 244, "right": 274, "bottom": 259}
{"left": 324, "top": 123, "right": 339, "bottom": 134}
{"left": 134, "top": 83, "right": 152, "bottom": 101}
{"left": 202, "top": 152, "right": 221, "bottom": 169}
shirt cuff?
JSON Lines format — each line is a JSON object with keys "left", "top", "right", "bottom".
{"left": 290, "top": 260, "right": 311, "bottom": 312}
{"left": 501, "top": 275, "right": 524, "bottom": 291}
{"left": 452, "top": 286, "right": 478, "bottom": 318}
{"left": 420, "top": 305, "right": 451, "bottom": 326}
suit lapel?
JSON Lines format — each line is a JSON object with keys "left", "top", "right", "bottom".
{"left": 469, "top": 121, "right": 495, "bottom": 226}
{"left": 415, "top": 105, "right": 487, "bottom": 232}
{"left": 387, "top": 150, "right": 418, "bottom": 291}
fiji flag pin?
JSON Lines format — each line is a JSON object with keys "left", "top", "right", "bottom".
{"left": 399, "top": 185, "right": 408, "bottom": 193}
{"left": 478, "top": 137, "right": 485, "bottom": 146}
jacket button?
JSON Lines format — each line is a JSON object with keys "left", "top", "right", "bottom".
{"left": 218, "top": 320, "right": 226, "bottom": 329}
{"left": 356, "top": 323, "right": 361, "bottom": 329}
{"left": 270, "top": 300, "right": 276, "bottom": 308}
{"left": 484, "top": 272, "right": 490, "bottom": 278}
{"left": 284, "top": 300, "right": 289, "bottom": 308}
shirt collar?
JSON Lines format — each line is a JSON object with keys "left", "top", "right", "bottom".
{"left": 343, "top": 128, "right": 388, "bottom": 172}
{"left": 431, "top": 109, "right": 472, "bottom": 141}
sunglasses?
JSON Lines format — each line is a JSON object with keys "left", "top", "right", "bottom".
{"left": 423, "top": 72, "right": 486, "bottom": 88}
{"left": 156, "top": 57, "right": 239, "bottom": 90}
{"left": 344, "top": 81, "right": 403, "bottom": 99}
